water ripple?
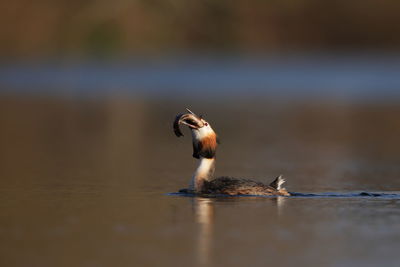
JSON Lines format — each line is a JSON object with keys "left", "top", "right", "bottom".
{"left": 168, "top": 191, "right": 400, "bottom": 199}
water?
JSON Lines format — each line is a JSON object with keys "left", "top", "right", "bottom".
{"left": 1, "top": 54, "right": 400, "bottom": 100}
{"left": 1, "top": 57, "right": 400, "bottom": 266}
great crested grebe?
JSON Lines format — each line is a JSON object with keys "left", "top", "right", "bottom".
{"left": 173, "top": 109, "right": 290, "bottom": 196}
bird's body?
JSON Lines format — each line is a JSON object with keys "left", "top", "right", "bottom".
{"left": 174, "top": 109, "right": 291, "bottom": 196}
{"left": 180, "top": 176, "right": 290, "bottom": 196}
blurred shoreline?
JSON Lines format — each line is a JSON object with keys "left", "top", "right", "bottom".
{"left": 2, "top": 1, "right": 400, "bottom": 59}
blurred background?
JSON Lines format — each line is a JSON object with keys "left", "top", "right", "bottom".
{"left": 2, "top": 0, "right": 400, "bottom": 58}
{"left": 1, "top": 1, "right": 400, "bottom": 267}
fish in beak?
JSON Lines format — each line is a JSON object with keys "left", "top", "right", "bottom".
{"left": 173, "top": 108, "right": 205, "bottom": 137}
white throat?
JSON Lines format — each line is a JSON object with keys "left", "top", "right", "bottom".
{"left": 191, "top": 124, "right": 215, "bottom": 140}
{"left": 190, "top": 157, "right": 215, "bottom": 192}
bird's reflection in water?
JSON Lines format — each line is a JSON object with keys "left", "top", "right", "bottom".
{"left": 193, "top": 197, "right": 214, "bottom": 267}
{"left": 192, "top": 196, "right": 286, "bottom": 266}
{"left": 276, "top": 196, "right": 286, "bottom": 216}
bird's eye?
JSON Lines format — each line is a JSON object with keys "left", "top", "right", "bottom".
{"left": 205, "top": 122, "right": 208, "bottom": 126}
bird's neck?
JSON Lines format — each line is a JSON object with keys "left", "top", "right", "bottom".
{"left": 190, "top": 157, "right": 216, "bottom": 192}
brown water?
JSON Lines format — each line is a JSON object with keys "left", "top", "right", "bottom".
{"left": 1, "top": 96, "right": 400, "bottom": 267}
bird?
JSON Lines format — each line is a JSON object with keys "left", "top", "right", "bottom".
{"left": 173, "top": 108, "right": 290, "bottom": 196}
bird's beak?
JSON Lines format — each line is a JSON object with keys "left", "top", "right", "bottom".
{"left": 173, "top": 113, "right": 205, "bottom": 137}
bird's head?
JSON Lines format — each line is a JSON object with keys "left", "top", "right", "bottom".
{"left": 173, "top": 108, "right": 218, "bottom": 159}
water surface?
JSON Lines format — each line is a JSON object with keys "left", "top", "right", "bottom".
{"left": 1, "top": 60, "right": 400, "bottom": 267}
